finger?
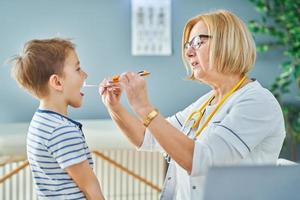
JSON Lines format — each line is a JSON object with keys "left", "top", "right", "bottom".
{"left": 126, "top": 71, "right": 138, "bottom": 80}
{"left": 112, "top": 87, "right": 121, "bottom": 93}
{"left": 101, "top": 78, "right": 119, "bottom": 88}
{"left": 101, "top": 79, "right": 120, "bottom": 95}
{"left": 119, "top": 73, "right": 130, "bottom": 88}
{"left": 101, "top": 78, "right": 109, "bottom": 85}
{"left": 99, "top": 85, "right": 107, "bottom": 95}
{"left": 120, "top": 72, "right": 130, "bottom": 81}
{"left": 99, "top": 87, "right": 105, "bottom": 95}
{"left": 131, "top": 71, "right": 138, "bottom": 78}
{"left": 99, "top": 79, "right": 107, "bottom": 95}
{"left": 99, "top": 79, "right": 108, "bottom": 88}
{"left": 112, "top": 88, "right": 121, "bottom": 95}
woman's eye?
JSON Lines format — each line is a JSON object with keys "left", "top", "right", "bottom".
{"left": 193, "top": 40, "right": 202, "bottom": 46}
{"left": 194, "top": 41, "right": 202, "bottom": 47}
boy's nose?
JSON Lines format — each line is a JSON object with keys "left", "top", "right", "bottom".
{"left": 83, "top": 71, "right": 88, "bottom": 79}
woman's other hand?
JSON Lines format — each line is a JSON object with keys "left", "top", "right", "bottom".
{"left": 99, "top": 78, "right": 122, "bottom": 110}
{"left": 120, "top": 72, "right": 152, "bottom": 116}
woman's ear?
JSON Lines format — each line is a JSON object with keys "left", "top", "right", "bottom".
{"left": 48, "top": 74, "right": 63, "bottom": 92}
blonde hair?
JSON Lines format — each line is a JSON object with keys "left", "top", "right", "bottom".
{"left": 11, "top": 38, "right": 75, "bottom": 98}
{"left": 182, "top": 10, "right": 256, "bottom": 79}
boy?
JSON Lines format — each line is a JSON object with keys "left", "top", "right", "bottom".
{"left": 11, "top": 38, "right": 105, "bottom": 200}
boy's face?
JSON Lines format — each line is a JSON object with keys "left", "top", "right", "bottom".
{"left": 61, "top": 50, "right": 87, "bottom": 108}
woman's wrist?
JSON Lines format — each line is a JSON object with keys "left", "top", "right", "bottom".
{"left": 108, "top": 103, "right": 123, "bottom": 113}
{"left": 135, "top": 105, "right": 155, "bottom": 119}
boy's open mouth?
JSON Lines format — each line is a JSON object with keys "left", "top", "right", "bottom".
{"left": 80, "top": 84, "right": 84, "bottom": 96}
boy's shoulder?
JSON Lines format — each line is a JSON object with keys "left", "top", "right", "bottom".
{"left": 31, "top": 109, "right": 82, "bottom": 138}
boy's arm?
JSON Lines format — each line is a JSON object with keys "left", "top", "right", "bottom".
{"left": 65, "top": 160, "right": 105, "bottom": 200}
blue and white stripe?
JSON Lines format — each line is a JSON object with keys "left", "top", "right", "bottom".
{"left": 27, "top": 109, "right": 93, "bottom": 200}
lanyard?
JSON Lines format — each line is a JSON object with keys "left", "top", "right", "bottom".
{"left": 184, "top": 76, "right": 247, "bottom": 138}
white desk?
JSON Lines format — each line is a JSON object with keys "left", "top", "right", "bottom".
{"left": 0, "top": 119, "right": 134, "bottom": 158}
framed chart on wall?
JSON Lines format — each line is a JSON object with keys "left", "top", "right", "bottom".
{"left": 131, "top": 0, "right": 172, "bottom": 56}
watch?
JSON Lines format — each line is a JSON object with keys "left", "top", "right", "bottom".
{"left": 143, "top": 108, "right": 159, "bottom": 127}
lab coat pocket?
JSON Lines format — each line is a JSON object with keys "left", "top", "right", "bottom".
{"left": 210, "top": 120, "right": 222, "bottom": 129}
{"left": 212, "top": 120, "right": 221, "bottom": 124}
{"left": 197, "top": 121, "right": 221, "bottom": 141}
{"left": 190, "top": 175, "right": 205, "bottom": 200}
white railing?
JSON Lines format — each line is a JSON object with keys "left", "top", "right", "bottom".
{"left": 0, "top": 149, "right": 166, "bottom": 200}
{"left": 0, "top": 120, "right": 167, "bottom": 199}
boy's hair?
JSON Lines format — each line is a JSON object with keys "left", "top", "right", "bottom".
{"left": 11, "top": 38, "right": 75, "bottom": 98}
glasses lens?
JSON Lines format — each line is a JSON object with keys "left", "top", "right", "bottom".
{"left": 184, "top": 42, "right": 190, "bottom": 49}
{"left": 185, "top": 35, "right": 208, "bottom": 50}
{"left": 191, "top": 36, "right": 201, "bottom": 49}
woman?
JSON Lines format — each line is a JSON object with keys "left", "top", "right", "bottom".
{"left": 100, "top": 10, "right": 285, "bottom": 200}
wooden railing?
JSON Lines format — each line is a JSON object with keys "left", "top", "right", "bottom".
{"left": 0, "top": 160, "right": 29, "bottom": 184}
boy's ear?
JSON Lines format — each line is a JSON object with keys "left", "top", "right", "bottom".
{"left": 48, "top": 74, "right": 63, "bottom": 92}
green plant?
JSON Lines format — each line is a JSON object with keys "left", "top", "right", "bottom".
{"left": 248, "top": 0, "right": 300, "bottom": 160}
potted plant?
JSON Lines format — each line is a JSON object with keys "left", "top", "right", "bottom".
{"left": 248, "top": 0, "right": 300, "bottom": 160}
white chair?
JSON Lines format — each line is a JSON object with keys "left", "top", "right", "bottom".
{"left": 277, "top": 158, "right": 298, "bottom": 166}
{"left": 204, "top": 165, "right": 300, "bottom": 200}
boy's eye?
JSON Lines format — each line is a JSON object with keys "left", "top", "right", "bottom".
{"left": 76, "top": 67, "right": 81, "bottom": 71}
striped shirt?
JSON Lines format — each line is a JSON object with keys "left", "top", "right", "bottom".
{"left": 27, "top": 109, "right": 94, "bottom": 200}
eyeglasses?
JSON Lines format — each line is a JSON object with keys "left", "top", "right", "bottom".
{"left": 184, "top": 34, "right": 212, "bottom": 50}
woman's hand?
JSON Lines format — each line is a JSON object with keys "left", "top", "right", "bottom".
{"left": 99, "top": 78, "right": 122, "bottom": 111}
{"left": 100, "top": 71, "right": 153, "bottom": 117}
{"left": 119, "top": 72, "right": 153, "bottom": 116}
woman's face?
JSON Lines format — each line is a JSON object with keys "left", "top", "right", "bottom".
{"left": 184, "top": 21, "right": 212, "bottom": 81}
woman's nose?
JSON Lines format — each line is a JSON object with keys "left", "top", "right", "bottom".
{"left": 185, "top": 48, "right": 196, "bottom": 58}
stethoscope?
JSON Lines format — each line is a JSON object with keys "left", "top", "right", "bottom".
{"left": 164, "top": 76, "right": 247, "bottom": 163}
